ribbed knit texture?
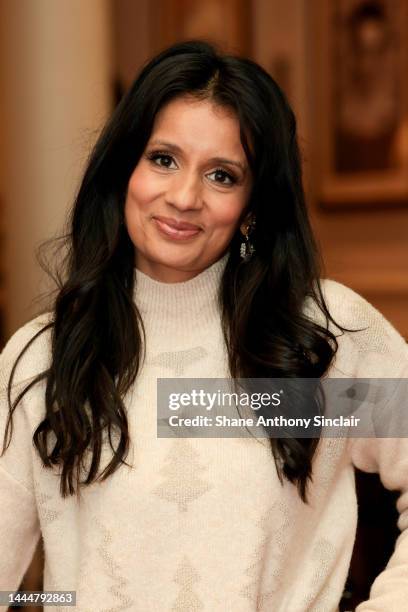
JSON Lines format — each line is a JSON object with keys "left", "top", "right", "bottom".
{"left": 1, "top": 255, "right": 408, "bottom": 611}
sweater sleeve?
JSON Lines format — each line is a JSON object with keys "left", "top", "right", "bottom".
{"left": 0, "top": 321, "right": 43, "bottom": 592}
{"left": 334, "top": 286, "right": 408, "bottom": 612}
{"left": 351, "top": 373, "right": 408, "bottom": 612}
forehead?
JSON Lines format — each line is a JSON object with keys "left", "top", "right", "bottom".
{"left": 149, "top": 96, "right": 245, "bottom": 155}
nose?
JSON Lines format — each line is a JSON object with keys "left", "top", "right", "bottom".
{"left": 165, "top": 170, "right": 203, "bottom": 212}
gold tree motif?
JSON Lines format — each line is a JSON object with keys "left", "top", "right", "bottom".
{"left": 153, "top": 439, "right": 212, "bottom": 512}
{"left": 240, "top": 501, "right": 291, "bottom": 609}
{"left": 171, "top": 555, "right": 204, "bottom": 611}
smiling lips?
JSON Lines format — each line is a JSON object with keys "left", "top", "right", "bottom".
{"left": 153, "top": 215, "right": 202, "bottom": 240}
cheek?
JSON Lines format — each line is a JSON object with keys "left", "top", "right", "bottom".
{"left": 125, "top": 165, "right": 157, "bottom": 212}
{"left": 211, "top": 196, "right": 246, "bottom": 231}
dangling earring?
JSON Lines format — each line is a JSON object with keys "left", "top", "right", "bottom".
{"left": 240, "top": 217, "right": 256, "bottom": 261}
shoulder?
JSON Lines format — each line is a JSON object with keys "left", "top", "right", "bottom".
{"left": 305, "top": 279, "right": 408, "bottom": 376}
{"left": 304, "top": 278, "right": 383, "bottom": 328}
{"left": 320, "top": 279, "right": 404, "bottom": 342}
{"left": 0, "top": 313, "right": 53, "bottom": 495}
{"left": 0, "top": 312, "right": 54, "bottom": 391}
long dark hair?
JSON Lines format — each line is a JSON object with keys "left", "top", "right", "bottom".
{"left": 2, "top": 40, "right": 349, "bottom": 502}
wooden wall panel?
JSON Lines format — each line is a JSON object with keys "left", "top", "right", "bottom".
{"left": 306, "top": 0, "right": 408, "bottom": 338}
{"left": 252, "top": 0, "right": 408, "bottom": 340}
{"left": 149, "top": 0, "right": 252, "bottom": 56}
{"left": 113, "top": 0, "right": 252, "bottom": 91}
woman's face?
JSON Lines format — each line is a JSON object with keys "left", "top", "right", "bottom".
{"left": 124, "top": 95, "right": 253, "bottom": 282}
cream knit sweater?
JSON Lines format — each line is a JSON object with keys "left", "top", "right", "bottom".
{"left": 1, "top": 254, "right": 408, "bottom": 612}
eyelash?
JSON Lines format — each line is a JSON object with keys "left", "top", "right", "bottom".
{"left": 146, "top": 150, "right": 238, "bottom": 186}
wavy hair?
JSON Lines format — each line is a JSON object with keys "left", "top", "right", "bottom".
{"left": 2, "top": 40, "right": 350, "bottom": 502}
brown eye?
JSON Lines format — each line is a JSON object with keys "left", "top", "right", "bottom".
{"left": 207, "top": 169, "right": 237, "bottom": 186}
{"left": 147, "top": 152, "right": 177, "bottom": 169}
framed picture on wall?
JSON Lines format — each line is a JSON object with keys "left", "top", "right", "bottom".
{"left": 310, "top": 0, "right": 408, "bottom": 207}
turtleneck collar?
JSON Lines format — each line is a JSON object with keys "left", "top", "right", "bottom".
{"left": 133, "top": 253, "right": 229, "bottom": 326}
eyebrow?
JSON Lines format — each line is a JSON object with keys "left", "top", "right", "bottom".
{"left": 148, "top": 139, "right": 247, "bottom": 174}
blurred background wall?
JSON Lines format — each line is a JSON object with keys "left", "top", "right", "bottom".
{"left": 0, "top": 0, "right": 114, "bottom": 340}
{"left": 0, "top": 1, "right": 407, "bottom": 610}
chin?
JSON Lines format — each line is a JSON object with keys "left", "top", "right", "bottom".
{"left": 164, "top": 255, "right": 202, "bottom": 270}
{"left": 147, "top": 248, "right": 201, "bottom": 268}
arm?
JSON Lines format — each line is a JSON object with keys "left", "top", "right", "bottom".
{"left": 318, "top": 280, "right": 408, "bottom": 610}
{"left": 0, "top": 324, "right": 41, "bottom": 591}
{"left": 0, "top": 466, "right": 41, "bottom": 591}
{"left": 350, "top": 364, "right": 408, "bottom": 612}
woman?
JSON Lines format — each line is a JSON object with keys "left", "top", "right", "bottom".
{"left": 1, "top": 40, "right": 407, "bottom": 611}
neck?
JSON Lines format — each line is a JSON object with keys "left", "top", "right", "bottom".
{"left": 133, "top": 253, "right": 229, "bottom": 339}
